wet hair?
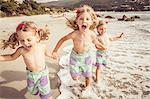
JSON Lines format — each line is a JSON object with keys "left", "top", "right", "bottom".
{"left": 66, "top": 5, "right": 98, "bottom": 30}
{"left": 2, "top": 21, "right": 50, "bottom": 49}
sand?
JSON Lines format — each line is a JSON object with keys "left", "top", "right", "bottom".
{"left": 0, "top": 11, "right": 150, "bottom": 99}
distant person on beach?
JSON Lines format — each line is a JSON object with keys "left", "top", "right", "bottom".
{"left": 52, "top": 5, "right": 105, "bottom": 88}
{"left": 0, "top": 21, "right": 52, "bottom": 99}
{"left": 95, "top": 20, "right": 124, "bottom": 85}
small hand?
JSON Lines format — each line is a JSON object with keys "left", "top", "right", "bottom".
{"left": 51, "top": 52, "right": 58, "bottom": 59}
{"left": 119, "top": 33, "right": 124, "bottom": 38}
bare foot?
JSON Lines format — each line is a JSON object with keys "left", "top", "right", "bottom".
{"left": 81, "top": 86, "right": 92, "bottom": 97}
{"left": 72, "top": 87, "right": 81, "bottom": 97}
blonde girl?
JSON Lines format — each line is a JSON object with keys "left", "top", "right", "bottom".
{"left": 52, "top": 5, "right": 106, "bottom": 88}
{"left": 95, "top": 20, "right": 123, "bottom": 85}
{"left": 0, "top": 21, "right": 52, "bottom": 99}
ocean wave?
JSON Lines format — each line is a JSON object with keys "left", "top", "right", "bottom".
{"left": 135, "top": 24, "right": 150, "bottom": 33}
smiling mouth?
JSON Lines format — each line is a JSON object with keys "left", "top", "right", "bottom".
{"left": 25, "top": 45, "right": 32, "bottom": 50}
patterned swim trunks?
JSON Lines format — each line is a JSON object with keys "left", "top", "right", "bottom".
{"left": 95, "top": 50, "right": 108, "bottom": 68}
{"left": 26, "top": 66, "right": 51, "bottom": 99}
{"left": 69, "top": 50, "right": 93, "bottom": 78}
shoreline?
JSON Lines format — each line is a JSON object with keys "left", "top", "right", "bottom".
{"left": 0, "top": 12, "right": 74, "bottom": 19}
{"left": 1, "top": 11, "right": 150, "bottom": 18}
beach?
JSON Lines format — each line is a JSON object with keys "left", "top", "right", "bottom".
{"left": 0, "top": 11, "right": 150, "bottom": 99}
{"left": 0, "top": 13, "right": 72, "bottom": 99}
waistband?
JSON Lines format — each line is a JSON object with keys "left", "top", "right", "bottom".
{"left": 96, "top": 50, "right": 107, "bottom": 53}
{"left": 26, "top": 66, "right": 47, "bottom": 73}
{"left": 72, "top": 49, "right": 90, "bottom": 56}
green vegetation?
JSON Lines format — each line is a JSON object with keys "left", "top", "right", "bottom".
{"left": 0, "top": 0, "right": 70, "bottom": 17}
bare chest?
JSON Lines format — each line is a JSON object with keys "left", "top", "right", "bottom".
{"left": 74, "top": 34, "right": 92, "bottom": 45}
{"left": 22, "top": 49, "right": 45, "bottom": 65}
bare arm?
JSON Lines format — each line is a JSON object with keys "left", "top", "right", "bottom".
{"left": 0, "top": 47, "right": 22, "bottom": 61}
{"left": 52, "top": 32, "right": 73, "bottom": 59}
{"left": 109, "top": 33, "right": 124, "bottom": 41}
{"left": 92, "top": 33, "right": 107, "bottom": 50}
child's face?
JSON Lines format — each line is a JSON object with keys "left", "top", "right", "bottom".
{"left": 76, "top": 12, "right": 93, "bottom": 31}
{"left": 17, "top": 31, "right": 39, "bottom": 50}
{"left": 97, "top": 25, "right": 106, "bottom": 35}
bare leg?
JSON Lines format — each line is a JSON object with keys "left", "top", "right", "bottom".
{"left": 40, "top": 94, "right": 53, "bottom": 99}
{"left": 48, "top": 96, "right": 53, "bottom": 99}
{"left": 72, "top": 77, "right": 79, "bottom": 81}
{"left": 96, "top": 67, "right": 101, "bottom": 85}
{"left": 81, "top": 77, "right": 92, "bottom": 95}
{"left": 85, "top": 77, "right": 92, "bottom": 87}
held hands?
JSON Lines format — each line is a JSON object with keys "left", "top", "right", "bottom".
{"left": 51, "top": 52, "right": 58, "bottom": 59}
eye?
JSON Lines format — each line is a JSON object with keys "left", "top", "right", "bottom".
{"left": 27, "top": 39, "right": 31, "bottom": 42}
{"left": 20, "top": 40, "right": 24, "bottom": 43}
{"left": 86, "top": 18, "right": 90, "bottom": 20}
{"left": 79, "top": 17, "right": 84, "bottom": 21}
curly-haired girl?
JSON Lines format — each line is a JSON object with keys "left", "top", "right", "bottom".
{"left": 52, "top": 5, "right": 106, "bottom": 88}
{"left": 0, "top": 21, "right": 52, "bottom": 99}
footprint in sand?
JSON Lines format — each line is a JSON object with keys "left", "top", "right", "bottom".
{"left": 92, "top": 84, "right": 101, "bottom": 97}
{"left": 69, "top": 83, "right": 85, "bottom": 98}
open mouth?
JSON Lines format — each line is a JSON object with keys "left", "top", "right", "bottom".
{"left": 25, "top": 45, "right": 32, "bottom": 50}
{"left": 81, "top": 24, "right": 87, "bottom": 30}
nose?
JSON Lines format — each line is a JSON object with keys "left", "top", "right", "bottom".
{"left": 23, "top": 41, "right": 29, "bottom": 46}
{"left": 83, "top": 18, "right": 86, "bottom": 22}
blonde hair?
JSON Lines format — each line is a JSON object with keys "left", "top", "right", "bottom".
{"left": 97, "top": 20, "right": 106, "bottom": 29}
{"left": 96, "top": 20, "right": 108, "bottom": 35}
{"left": 2, "top": 21, "right": 50, "bottom": 49}
{"left": 66, "top": 5, "right": 98, "bottom": 30}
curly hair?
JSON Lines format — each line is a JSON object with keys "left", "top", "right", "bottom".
{"left": 66, "top": 5, "right": 98, "bottom": 30}
{"left": 2, "top": 21, "right": 50, "bottom": 49}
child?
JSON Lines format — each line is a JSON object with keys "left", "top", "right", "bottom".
{"left": 95, "top": 20, "right": 124, "bottom": 85}
{"left": 0, "top": 21, "right": 52, "bottom": 99}
{"left": 52, "top": 5, "right": 106, "bottom": 88}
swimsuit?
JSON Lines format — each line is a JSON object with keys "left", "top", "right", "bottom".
{"left": 26, "top": 66, "right": 51, "bottom": 99}
{"left": 69, "top": 50, "right": 92, "bottom": 78}
{"left": 95, "top": 50, "right": 108, "bottom": 68}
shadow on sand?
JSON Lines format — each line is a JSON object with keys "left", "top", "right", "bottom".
{"left": 0, "top": 86, "right": 27, "bottom": 99}
{"left": 0, "top": 70, "right": 26, "bottom": 84}
{"left": 0, "top": 70, "right": 27, "bottom": 98}
{"left": 46, "top": 62, "right": 61, "bottom": 89}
